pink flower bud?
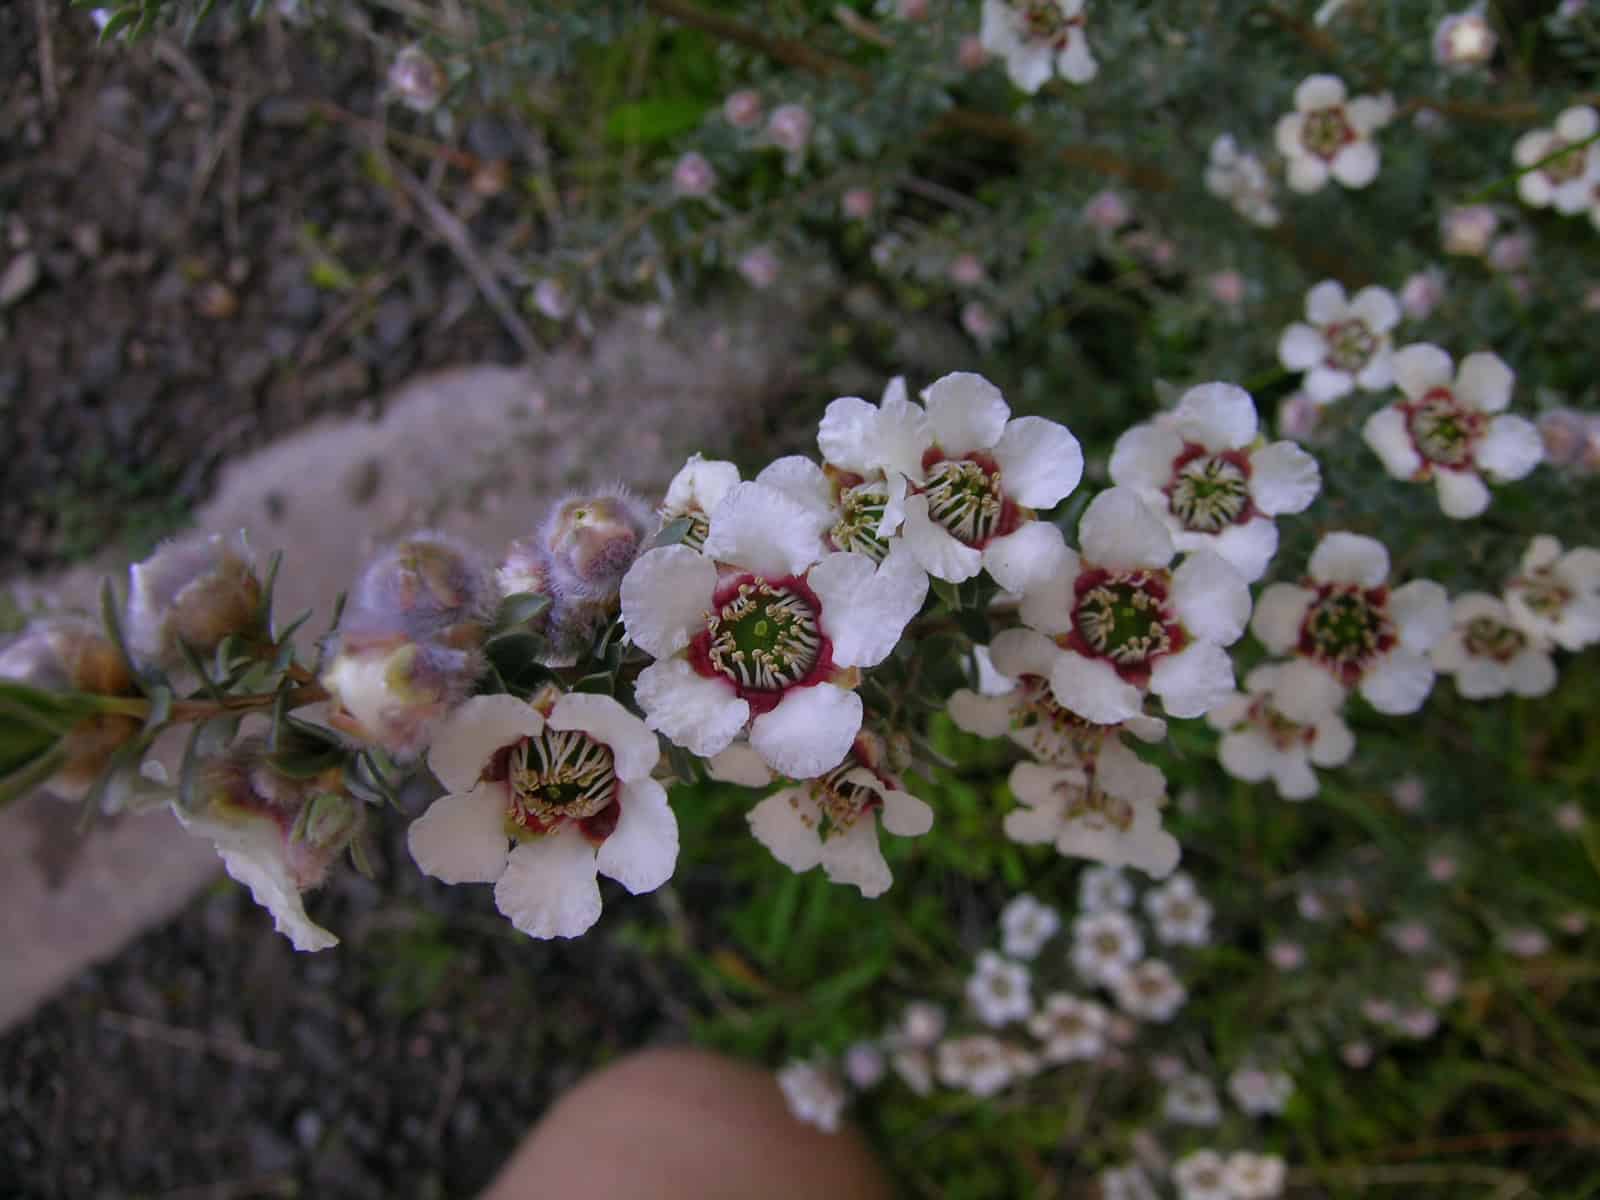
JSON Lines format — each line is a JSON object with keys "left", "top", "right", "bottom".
{"left": 388, "top": 46, "right": 446, "bottom": 113}
{"left": 1205, "top": 270, "right": 1247, "bottom": 307}
{"left": 1277, "top": 391, "right": 1322, "bottom": 442}
{"left": 1488, "top": 233, "right": 1532, "bottom": 273}
{"left": 844, "top": 1042, "right": 886, "bottom": 1088}
{"left": 1501, "top": 926, "right": 1549, "bottom": 958}
{"left": 1083, "top": 189, "right": 1131, "bottom": 233}
{"left": 1400, "top": 1007, "right": 1439, "bottom": 1039}
{"left": 1391, "top": 775, "right": 1425, "bottom": 813}
{"left": 948, "top": 252, "right": 985, "bottom": 287}
{"left": 1559, "top": 911, "right": 1588, "bottom": 935}
{"left": 961, "top": 300, "right": 998, "bottom": 343}
{"left": 738, "top": 246, "right": 780, "bottom": 289}
{"left": 1400, "top": 268, "right": 1446, "bottom": 320}
{"left": 126, "top": 533, "right": 263, "bottom": 669}
{"left": 1341, "top": 1040, "right": 1373, "bottom": 1069}
{"left": 672, "top": 151, "right": 716, "bottom": 199}
{"left": 321, "top": 637, "right": 479, "bottom": 761}
{"left": 1434, "top": 10, "right": 1497, "bottom": 68}
{"left": 723, "top": 89, "right": 763, "bottom": 129}
{"left": 957, "top": 35, "right": 989, "bottom": 71}
{"left": 342, "top": 532, "right": 494, "bottom": 650}
{"left": 1268, "top": 940, "right": 1305, "bottom": 970}
{"left": 766, "top": 104, "right": 813, "bottom": 155}
{"left": 1424, "top": 966, "right": 1460, "bottom": 1005}
{"left": 1538, "top": 408, "right": 1588, "bottom": 467}
{"left": 540, "top": 487, "right": 653, "bottom": 604}
{"left": 1440, "top": 205, "right": 1497, "bottom": 257}
{"left": 1427, "top": 851, "right": 1459, "bottom": 882}
{"left": 1556, "top": 802, "right": 1585, "bottom": 832}
{"left": 841, "top": 187, "right": 876, "bottom": 220}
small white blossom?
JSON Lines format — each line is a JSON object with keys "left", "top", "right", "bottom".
{"left": 1342, "top": 1040, "right": 1374, "bottom": 1068}
{"left": 1268, "top": 940, "right": 1305, "bottom": 971}
{"left": 1364, "top": 346, "right": 1542, "bottom": 519}
{"left": 979, "top": 0, "right": 1097, "bottom": 94}
{"left": 1204, "top": 135, "right": 1281, "bottom": 228}
{"left": 1502, "top": 926, "right": 1551, "bottom": 957}
{"left": 1111, "top": 382, "right": 1321, "bottom": 581}
{"left": 1080, "top": 864, "right": 1134, "bottom": 912}
{"left": 1173, "top": 1149, "right": 1231, "bottom": 1200}
{"left": 1027, "top": 992, "right": 1109, "bottom": 1062}
{"left": 1145, "top": 873, "right": 1213, "bottom": 946}
{"left": 1513, "top": 106, "right": 1600, "bottom": 218}
{"left": 1113, "top": 959, "right": 1187, "bottom": 1021}
{"left": 844, "top": 1042, "right": 886, "bottom": 1089}
{"left": 1084, "top": 188, "right": 1132, "bottom": 233}
{"left": 1000, "top": 893, "right": 1062, "bottom": 959}
{"left": 1071, "top": 909, "right": 1144, "bottom": 986}
{"left": 671, "top": 151, "right": 716, "bottom": 199}
{"left": 1017, "top": 488, "right": 1252, "bottom": 725}
{"left": 1504, "top": 536, "right": 1600, "bottom": 650}
{"left": 1099, "top": 1164, "right": 1160, "bottom": 1200}
{"left": 1401, "top": 267, "right": 1447, "bottom": 320}
{"left": 1207, "top": 663, "right": 1355, "bottom": 800}
{"left": 968, "top": 950, "right": 1034, "bottom": 1026}
{"left": 1251, "top": 532, "right": 1450, "bottom": 718}
{"left": 1007, "top": 749, "right": 1179, "bottom": 878}
{"left": 1225, "top": 1151, "right": 1288, "bottom": 1199}
{"left": 1163, "top": 1073, "right": 1222, "bottom": 1125}
{"left": 1275, "top": 74, "right": 1393, "bottom": 193}
{"left": 765, "top": 103, "right": 813, "bottom": 155}
{"left": 1440, "top": 204, "right": 1499, "bottom": 257}
{"left": 1277, "top": 281, "right": 1401, "bottom": 404}
{"left": 738, "top": 246, "right": 781, "bottom": 289}
{"left": 407, "top": 692, "right": 677, "bottom": 940}
{"left": 936, "top": 1034, "right": 1018, "bottom": 1096}
{"left": 1432, "top": 592, "right": 1557, "bottom": 698}
{"left": 1228, "top": 1065, "right": 1294, "bottom": 1116}
{"left": 723, "top": 89, "right": 762, "bottom": 129}
{"left": 777, "top": 1060, "right": 847, "bottom": 1133}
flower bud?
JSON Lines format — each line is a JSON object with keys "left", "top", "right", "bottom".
{"left": 841, "top": 187, "right": 875, "bottom": 220}
{"left": 342, "top": 532, "right": 494, "bottom": 650}
{"left": 1440, "top": 205, "right": 1497, "bottom": 257}
{"left": 321, "top": 637, "right": 479, "bottom": 760}
{"left": 388, "top": 45, "right": 446, "bottom": 113}
{"left": 126, "top": 533, "right": 263, "bottom": 669}
{"left": 723, "top": 89, "right": 762, "bottom": 129}
{"left": 540, "top": 487, "right": 653, "bottom": 604}
{"left": 766, "top": 104, "right": 813, "bottom": 155}
{"left": 1434, "top": 9, "right": 1496, "bottom": 69}
{"left": 738, "top": 246, "right": 780, "bottom": 289}
{"left": 534, "top": 278, "right": 573, "bottom": 320}
{"left": 672, "top": 151, "right": 716, "bottom": 199}
{"left": 0, "top": 618, "right": 141, "bottom": 799}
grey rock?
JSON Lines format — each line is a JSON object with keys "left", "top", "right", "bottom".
{"left": 0, "top": 253, "right": 40, "bottom": 308}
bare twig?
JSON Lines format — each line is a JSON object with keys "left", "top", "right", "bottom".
{"left": 643, "top": 0, "right": 871, "bottom": 83}
{"left": 387, "top": 158, "right": 540, "bottom": 359}
{"left": 424, "top": 1045, "right": 465, "bottom": 1147}
{"left": 32, "top": 0, "right": 57, "bottom": 112}
{"left": 187, "top": 91, "right": 258, "bottom": 237}
{"left": 295, "top": 254, "right": 418, "bottom": 370}
{"left": 161, "top": 1173, "right": 297, "bottom": 1199}
{"left": 100, "top": 1010, "right": 283, "bottom": 1070}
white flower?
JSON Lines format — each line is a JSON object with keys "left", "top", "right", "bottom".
{"left": 844, "top": 1042, "right": 886, "bottom": 1088}
{"left": 1513, "top": 106, "right": 1600, "bottom": 217}
{"left": 1228, "top": 1065, "right": 1294, "bottom": 1115}
{"left": 1400, "top": 267, "right": 1447, "bottom": 320}
{"left": 1205, "top": 134, "right": 1281, "bottom": 228}
{"left": 1225, "top": 1151, "right": 1287, "bottom": 1199}
{"left": 1027, "top": 992, "right": 1108, "bottom": 1062}
{"left": 1071, "top": 909, "right": 1144, "bottom": 986}
{"left": 1017, "top": 488, "right": 1251, "bottom": 725}
{"left": 1435, "top": 7, "right": 1497, "bottom": 68}
{"left": 1173, "top": 1149, "right": 1231, "bottom": 1200}
{"left": 671, "top": 151, "right": 716, "bottom": 198}
{"left": 658, "top": 452, "right": 741, "bottom": 551}
{"left": 1206, "top": 663, "right": 1355, "bottom": 800}
{"left": 738, "top": 246, "right": 781, "bottom": 288}
{"left": 1274, "top": 75, "right": 1393, "bottom": 193}
{"left": 765, "top": 103, "right": 813, "bottom": 155}
{"left": 1505, "top": 536, "right": 1600, "bottom": 650}
{"left": 1251, "top": 532, "right": 1450, "bottom": 717}
{"left": 979, "top": 0, "right": 1097, "bottom": 94}
{"left": 968, "top": 950, "right": 1034, "bottom": 1026}
{"left": 776, "top": 1060, "right": 847, "bottom": 1133}
{"left": 949, "top": 626, "right": 1168, "bottom": 766}
{"left": 1164, "top": 1073, "right": 1222, "bottom": 1125}
{"left": 1502, "top": 925, "right": 1550, "bottom": 957}
{"left": 1110, "top": 383, "right": 1321, "bottom": 581}
{"left": 1277, "top": 281, "right": 1401, "bottom": 404}
{"left": 621, "top": 481, "right": 927, "bottom": 778}
{"left": 1099, "top": 1164, "right": 1160, "bottom": 1200}
{"left": 1144, "top": 873, "right": 1212, "bottom": 946}
{"left": 1431, "top": 592, "right": 1558, "bottom": 699}
{"left": 1000, "top": 893, "right": 1062, "bottom": 958}
{"left": 1007, "top": 749, "right": 1179, "bottom": 878}
{"left": 936, "top": 1034, "right": 1017, "bottom": 1096}
{"left": 1268, "top": 940, "right": 1305, "bottom": 970}
{"left": 1363, "top": 346, "right": 1542, "bottom": 519}
{"left": 534, "top": 278, "right": 571, "bottom": 320}
{"left": 1114, "top": 959, "right": 1186, "bottom": 1021}
{"left": 1080, "top": 864, "right": 1134, "bottom": 911}
{"left": 891, "top": 1001, "right": 947, "bottom": 1048}
{"left": 1440, "top": 204, "right": 1499, "bottom": 256}
{"left": 817, "top": 372, "right": 1083, "bottom": 589}
{"left": 747, "top": 731, "right": 933, "bottom": 897}
{"left": 406, "top": 692, "right": 677, "bottom": 940}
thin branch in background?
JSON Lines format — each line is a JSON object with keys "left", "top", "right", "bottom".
{"left": 32, "top": 0, "right": 57, "bottom": 112}
{"left": 99, "top": 1010, "right": 283, "bottom": 1071}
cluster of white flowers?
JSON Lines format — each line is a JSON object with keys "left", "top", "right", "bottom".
{"left": 1513, "top": 106, "right": 1600, "bottom": 229}
{"left": 979, "top": 0, "right": 1097, "bottom": 93}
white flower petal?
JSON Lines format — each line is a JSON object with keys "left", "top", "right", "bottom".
{"left": 989, "top": 626, "right": 1064, "bottom": 680}
{"left": 1331, "top": 140, "right": 1379, "bottom": 188}
{"left": 663, "top": 454, "right": 740, "bottom": 516}
{"left": 1171, "top": 551, "right": 1252, "bottom": 646}
{"left": 706, "top": 742, "right": 775, "bottom": 787}
{"left": 1249, "top": 441, "right": 1322, "bottom": 514}
{"left": 1199, "top": 518, "right": 1279, "bottom": 583}
{"left": 1110, "top": 422, "right": 1185, "bottom": 489}
{"left": 1309, "top": 714, "right": 1355, "bottom": 767}
{"left": 1391, "top": 580, "right": 1451, "bottom": 652}
{"left": 702, "top": 482, "right": 827, "bottom": 578}
{"left": 429, "top": 693, "right": 544, "bottom": 795}
{"left": 1051, "top": 651, "right": 1143, "bottom": 724}
{"left": 818, "top": 396, "right": 887, "bottom": 474}
{"left": 1296, "top": 75, "right": 1347, "bottom": 111}
{"left": 1392, "top": 343, "right": 1454, "bottom": 399}
{"left": 1098, "top": 737, "right": 1166, "bottom": 806}
{"left": 1350, "top": 286, "right": 1400, "bottom": 331}
{"left": 494, "top": 829, "right": 602, "bottom": 939}
{"left": 1272, "top": 753, "right": 1320, "bottom": 800}
{"left": 1005, "top": 43, "right": 1056, "bottom": 93}
{"left": 1347, "top": 94, "right": 1394, "bottom": 133}
{"left": 1017, "top": 553, "right": 1079, "bottom": 636}
{"left": 991, "top": 416, "right": 1084, "bottom": 508}
{"left": 1456, "top": 658, "right": 1508, "bottom": 699}
{"left": 1278, "top": 323, "right": 1326, "bottom": 371}
{"left": 755, "top": 456, "right": 837, "bottom": 527}
{"left": 983, "top": 522, "right": 1068, "bottom": 593}
{"left": 1150, "top": 641, "right": 1236, "bottom": 718}
{"left": 1175, "top": 383, "right": 1258, "bottom": 449}
{"left": 920, "top": 372, "right": 1011, "bottom": 454}
{"left": 1305, "top": 280, "right": 1348, "bottom": 324}
{"left": 811, "top": 550, "right": 928, "bottom": 668}
{"left": 1363, "top": 406, "right": 1424, "bottom": 479}
{"left": 819, "top": 819, "right": 894, "bottom": 897}
{"left": 1304, "top": 365, "right": 1354, "bottom": 403}
{"left": 634, "top": 657, "right": 749, "bottom": 758}
{"left": 1476, "top": 416, "right": 1543, "bottom": 482}
{"left": 1431, "top": 628, "right": 1469, "bottom": 672}
{"left": 901, "top": 495, "right": 984, "bottom": 582}
{"left": 407, "top": 785, "right": 511, "bottom": 884}
{"left": 1080, "top": 488, "right": 1173, "bottom": 569}
{"left": 750, "top": 684, "right": 862, "bottom": 778}
{"left": 1359, "top": 650, "right": 1435, "bottom": 715}
{"left": 1219, "top": 729, "right": 1274, "bottom": 783}
{"left": 181, "top": 809, "right": 340, "bottom": 952}
{"left": 948, "top": 689, "right": 1015, "bottom": 737}
{"left": 748, "top": 788, "right": 826, "bottom": 872}
{"left": 595, "top": 778, "right": 678, "bottom": 894}
{"left": 1455, "top": 352, "right": 1514, "bottom": 413}
{"left": 1355, "top": 350, "right": 1395, "bottom": 391}
{"left": 621, "top": 546, "right": 717, "bottom": 659}
{"left": 1507, "top": 649, "right": 1557, "bottom": 697}
{"left": 881, "top": 788, "right": 934, "bottom": 837}
{"left": 1309, "top": 532, "right": 1389, "bottom": 586}
{"left": 1287, "top": 153, "right": 1329, "bottom": 194}
{"left": 875, "top": 381, "right": 936, "bottom": 479}
{"left": 1436, "top": 468, "right": 1490, "bottom": 519}
{"left": 1057, "top": 34, "right": 1098, "bottom": 84}
{"left": 1251, "top": 583, "right": 1313, "bottom": 652}
{"left": 548, "top": 692, "right": 659, "bottom": 782}
{"left": 1274, "top": 113, "right": 1305, "bottom": 158}
{"left": 1270, "top": 658, "right": 1347, "bottom": 724}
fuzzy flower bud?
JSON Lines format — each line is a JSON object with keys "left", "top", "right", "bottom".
{"left": 321, "top": 637, "right": 479, "bottom": 761}
{"left": 341, "top": 532, "right": 495, "bottom": 650}
{"left": 0, "top": 617, "right": 141, "bottom": 799}
{"left": 388, "top": 45, "right": 446, "bottom": 113}
{"left": 126, "top": 533, "right": 263, "bottom": 669}
{"left": 1434, "top": 8, "right": 1497, "bottom": 69}
{"left": 540, "top": 487, "right": 654, "bottom": 604}
{"left": 496, "top": 537, "right": 605, "bottom": 669}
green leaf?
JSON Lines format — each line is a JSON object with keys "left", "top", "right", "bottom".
{"left": 496, "top": 592, "right": 552, "bottom": 630}
{"left": 0, "top": 744, "right": 67, "bottom": 809}
{"left": 605, "top": 98, "right": 708, "bottom": 145}
{"left": 648, "top": 516, "right": 695, "bottom": 550}
{"left": 930, "top": 577, "right": 962, "bottom": 612}
{"left": 258, "top": 550, "right": 283, "bottom": 637}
